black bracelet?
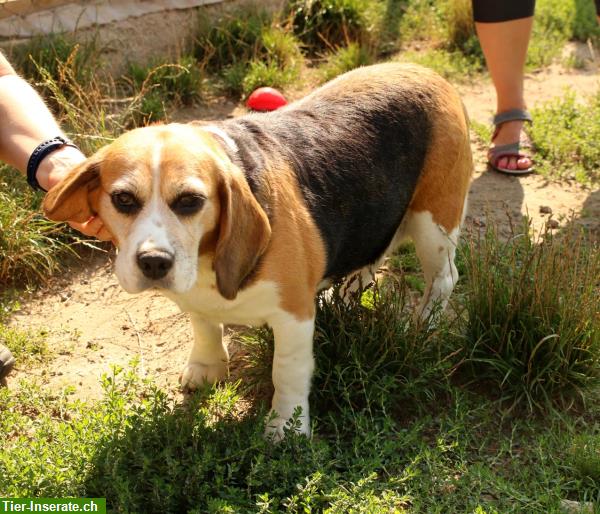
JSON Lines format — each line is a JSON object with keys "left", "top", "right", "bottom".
{"left": 26, "top": 136, "right": 79, "bottom": 192}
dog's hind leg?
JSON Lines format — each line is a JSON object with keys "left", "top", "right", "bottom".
{"left": 403, "top": 208, "right": 460, "bottom": 322}
{"left": 402, "top": 95, "right": 472, "bottom": 322}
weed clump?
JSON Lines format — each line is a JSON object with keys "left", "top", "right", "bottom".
{"left": 0, "top": 170, "right": 77, "bottom": 287}
{"left": 195, "top": 8, "right": 302, "bottom": 97}
{"left": 460, "top": 220, "right": 600, "bottom": 411}
{"left": 125, "top": 56, "right": 204, "bottom": 124}
{"left": 399, "top": 47, "right": 481, "bottom": 80}
{"left": 11, "top": 34, "right": 100, "bottom": 88}
{"left": 566, "top": 433, "right": 600, "bottom": 484}
{"left": 194, "top": 7, "right": 272, "bottom": 68}
{"left": 312, "top": 282, "right": 452, "bottom": 417}
{"left": 127, "top": 56, "right": 203, "bottom": 106}
{"left": 0, "top": 324, "right": 48, "bottom": 363}
{"left": 530, "top": 91, "right": 600, "bottom": 185}
{"left": 320, "top": 42, "right": 374, "bottom": 82}
{"left": 287, "top": 0, "right": 370, "bottom": 52}
{"left": 443, "top": 0, "right": 483, "bottom": 64}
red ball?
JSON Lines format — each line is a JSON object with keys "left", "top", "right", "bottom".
{"left": 246, "top": 87, "right": 288, "bottom": 111}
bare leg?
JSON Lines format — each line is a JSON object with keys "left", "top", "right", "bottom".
{"left": 476, "top": 17, "right": 534, "bottom": 171}
{"left": 180, "top": 314, "right": 228, "bottom": 390}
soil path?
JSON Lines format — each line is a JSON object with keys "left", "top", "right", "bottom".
{"left": 8, "top": 60, "right": 599, "bottom": 398}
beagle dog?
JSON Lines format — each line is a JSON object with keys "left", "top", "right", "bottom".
{"left": 43, "top": 63, "right": 472, "bottom": 440}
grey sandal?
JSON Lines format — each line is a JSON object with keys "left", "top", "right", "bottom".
{"left": 488, "top": 108, "right": 534, "bottom": 175}
{"left": 0, "top": 344, "right": 16, "bottom": 382}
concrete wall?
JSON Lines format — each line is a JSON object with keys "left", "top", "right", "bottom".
{"left": 0, "top": 0, "right": 283, "bottom": 74}
{"left": 0, "top": 0, "right": 224, "bottom": 38}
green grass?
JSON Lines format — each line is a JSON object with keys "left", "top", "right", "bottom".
{"left": 0, "top": 166, "right": 78, "bottom": 287}
{"left": 530, "top": 90, "right": 600, "bottom": 185}
{"left": 459, "top": 220, "right": 600, "bottom": 411}
{"left": 0, "top": 324, "right": 48, "bottom": 364}
{"left": 194, "top": 6, "right": 272, "bottom": 68}
{"left": 386, "top": 242, "right": 427, "bottom": 293}
{"left": 287, "top": 0, "right": 372, "bottom": 53}
{"left": 1, "top": 342, "right": 599, "bottom": 511}
{"left": 567, "top": 432, "right": 600, "bottom": 488}
{"left": 125, "top": 56, "right": 204, "bottom": 124}
{"left": 10, "top": 34, "right": 101, "bottom": 93}
{"left": 319, "top": 42, "right": 374, "bottom": 82}
{"left": 399, "top": 47, "right": 482, "bottom": 80}
{"left": 2, "top": 224, "right": 599, "bottom": 510}
{"left": 572, "top": 0, "right": 600, "bottom": 41}
{"left": 240, "top": 59, "right": 301, "bottom": 97}
{"left": 242, "top": 280, "right": 453, "bottom": 416}
{"left": 529, "top": 0, "right": 600, "bottom": 70}
{"left": 195, "top": 8, "right": 303, "bottom": 97}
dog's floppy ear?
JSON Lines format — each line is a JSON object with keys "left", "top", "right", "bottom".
{"left": 42, "top": 152, "right": 104, "bottom": 223}
{"left": 214, "top": 172, "right": 271, "bottom": 300}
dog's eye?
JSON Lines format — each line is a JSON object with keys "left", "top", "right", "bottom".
{"left": 111, "top": 191, "right": 141, "bottom": 214}
{"left": 170, "top": 193, "right": 205, "bottom": 216}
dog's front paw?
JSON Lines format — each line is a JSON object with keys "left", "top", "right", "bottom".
{"left": 263, "top": 408, "right": 310, "bottom": 442}
{"left": 179, "top": 361, "right": 228, "bottom": 391}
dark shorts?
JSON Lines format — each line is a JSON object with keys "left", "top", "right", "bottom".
{"left": 472, "top": 0, "right": 599, "bottom": 23}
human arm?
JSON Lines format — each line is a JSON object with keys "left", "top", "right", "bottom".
{"left": 0, "top": 51, "right": 110, "bottom": 240}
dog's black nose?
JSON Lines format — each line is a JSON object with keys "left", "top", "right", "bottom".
{"left": 136, "top": 250, "right": 174, "bottom": 280}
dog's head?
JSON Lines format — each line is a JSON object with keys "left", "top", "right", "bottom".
{"left": 43, "top": 124, "right": 271, "bottom": 299}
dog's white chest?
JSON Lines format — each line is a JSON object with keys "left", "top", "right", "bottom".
{"left": 164, "top": 260, "right": 281, "bottom": 325}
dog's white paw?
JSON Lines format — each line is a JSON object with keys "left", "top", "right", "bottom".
{"left": 263, "top": 410, "right": 310, "bottom": 442}
{"left": 179, "top": 361, "right": 227, "bottom": 391}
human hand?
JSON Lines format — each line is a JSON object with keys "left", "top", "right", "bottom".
{"left": 67, "top": 214, "right": 113, "bottom": 242}
{"left": 36, "top": 145, "right": 113, "bottom": 241}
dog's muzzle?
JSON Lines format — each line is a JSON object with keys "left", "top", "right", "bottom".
{"left": 136, "top": 250, "right": 174, "bottom": 280}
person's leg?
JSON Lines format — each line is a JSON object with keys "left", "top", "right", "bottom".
{"left": 473, "top": 1, "right": 535, "bottom": 172}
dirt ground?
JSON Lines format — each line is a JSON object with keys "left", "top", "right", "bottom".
{"left": 7, "top": 57, "right": 600, "bottom": 399}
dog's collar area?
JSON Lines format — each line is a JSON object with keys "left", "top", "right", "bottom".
{"left": 204, "top": 124, "right": 272, "bottom": 222}
{"left": 202, "top": 126, "right": 239, "bottom": 153}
